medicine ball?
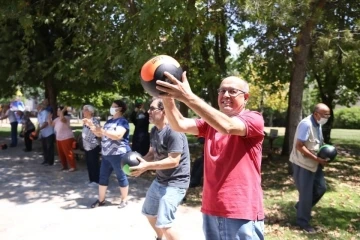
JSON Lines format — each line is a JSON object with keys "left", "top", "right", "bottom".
{"left": 317, "top": 144, "right": 337, "bottom": 162}
{"left": 29, "top": 132, "right": 38, "bottom": 141}
{"left": 121, "top": 151, "right": 142, "bottom": 175}
{"left": 140, "top": 55, "right": 183, "bottom": 97}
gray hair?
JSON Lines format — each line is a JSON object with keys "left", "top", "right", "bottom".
{"left": 83, "top": 105, "right": 95, "bottom": 114}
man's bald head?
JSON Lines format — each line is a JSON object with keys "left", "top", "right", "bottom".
{"left": 313, "top": 103, "right": 330, "bottom": 113}
{"left": 221, "top": 76, "right": 250, "bottom": 93}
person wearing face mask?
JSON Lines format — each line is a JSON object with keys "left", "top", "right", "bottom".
{"left": 156, "top": 73, "right": 265, "bottom": 240}
{"left": 84, "top": 100, "right": 131, "bottom": 209}
{"left": 289, "top": 103, "right": 331, "bottom": 234}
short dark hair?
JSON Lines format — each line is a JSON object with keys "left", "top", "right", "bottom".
{"left": 151, "top": 97, "right": 164, "bottom": 110}
{"left": 113, "top": 100, "right": 127, "bottom": 113}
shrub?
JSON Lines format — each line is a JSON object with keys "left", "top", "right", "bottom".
{"left": 333, "top": 107, "right": 360, "bottom": 129}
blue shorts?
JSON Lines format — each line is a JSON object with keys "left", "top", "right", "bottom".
{"left": 142, "top": 180, "right": 186, "bottom": 228}
{"left": 99, "top": 155, "right": 128, "bottom": 187}
{"left": 203, "top": 214, "right": 264, "bottom": 240}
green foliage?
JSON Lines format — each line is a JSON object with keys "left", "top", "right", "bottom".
{"left": 308, "top": 1, "right": 360, "bottom": 107}
{"left": 333, "top": 107, "right": 360, "bottom": 129}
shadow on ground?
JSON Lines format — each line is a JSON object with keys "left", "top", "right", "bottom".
{"left": 0, "top": 136, "right": 150, "bottom": 210}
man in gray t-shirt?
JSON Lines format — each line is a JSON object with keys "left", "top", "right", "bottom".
{"left": 130, "top": 98, "right": 190, "bottom": 240}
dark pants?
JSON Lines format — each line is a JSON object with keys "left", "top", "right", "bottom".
{"left": 24, "top": 129, "right": 35, "bottom": 151}
{"left": 41, "top": 134, "right": 55, "bottom": 165}
{"left": 10, "top": 122, "right": 18, "bottom": 147}
{"left": 131, "top": 131, "right": 150, "bottom": 156}
{"left": 190, "top": 154, "right": 204, "bottom": 188}
{"left": 85, "top": 146, "right": 101, "bottom": 183}
{"left": 292, "top": 163, "right": 327, "bottom": 228}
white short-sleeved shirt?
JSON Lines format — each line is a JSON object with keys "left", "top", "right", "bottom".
{"left": 6, "top": 110, "right": 17, "bottom": 123}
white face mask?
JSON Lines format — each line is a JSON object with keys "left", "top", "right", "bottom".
{"left": 317, "top": 118, "right": 328, "bottom": 125}
{"left": 110, "top": 107, "right": 118, "bottom": 116}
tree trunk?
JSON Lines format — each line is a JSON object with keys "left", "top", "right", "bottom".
{"left": 175, "top": 0, "right": 196, "bottom": 118}
{"left": 44, "top": 78, "right": 57, "bottom": 114}
{"left": 283, "top": 0, "right": 327, "bottom": 175}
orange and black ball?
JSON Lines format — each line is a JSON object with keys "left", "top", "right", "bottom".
{"left": 140, "top": 55, "right": 183, "bottom": 97}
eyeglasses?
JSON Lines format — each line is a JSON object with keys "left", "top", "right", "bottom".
{"left": 217, "top": 88, "right": 246, "bottom": 97}
{"left": 149, "top": 106, "right": 162, "bottom": 112}
{"left": 316, "top": 112, "right": 331, "bottom": 118}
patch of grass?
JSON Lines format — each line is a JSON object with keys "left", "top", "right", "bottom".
{"left": 0, "top": 127, "right": 10, "bottom": 138}
{"left": 182, "top": 128, "right": 360, "bottom": 239}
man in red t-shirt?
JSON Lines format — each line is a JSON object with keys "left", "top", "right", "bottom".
{"left": 157, "top": 72, "right": 265, "bottom": 240}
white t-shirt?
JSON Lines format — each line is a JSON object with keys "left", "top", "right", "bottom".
{"left": 6, "top": 110, "right": 17, "bottom": 123}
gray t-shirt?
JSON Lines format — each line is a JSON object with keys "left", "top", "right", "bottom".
{"left": 150, "top": 124, "right": 190, "bottom": 189}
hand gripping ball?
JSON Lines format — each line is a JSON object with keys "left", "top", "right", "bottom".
{"left": 140, "top": 55, "right": 183, "bottom": 97}
{"left": 121, "top": 151, "right": 142, "bottom": 175}
{"left": 317, "top": 144, "right": 337, "bottom": 162}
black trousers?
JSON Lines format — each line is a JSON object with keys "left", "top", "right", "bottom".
{"left": 41, "top": 134, "right": 55, "bottom": 165}
{"left": 24, "top": 129, "right": 35, "bottom": 151}
{"left": 190, "top": 154, "right": 204, "bottom": 188}
{"left": 85, "top": 146, "right": 101, "bottom": 183}
{"left": 10, "top": 122, "right": 18, "bottom": 147}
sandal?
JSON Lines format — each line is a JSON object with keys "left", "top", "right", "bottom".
{"left": 118, "top": 200, "right": 128, "bottom": 209}
{"left": 90, "top": 199, "right": 106, "bottom": 208}
{"left": 68, "top": 168, "right": 76, "bottom": 172}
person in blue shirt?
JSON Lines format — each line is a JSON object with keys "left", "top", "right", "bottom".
{"left": 84, "top": 100, "right": 131, "bottom": 209}
{"left": 290, "top": 103, "right": 330, "bottom": 233}
{"left": 36, "top": 102, "right": 55, "bottom": 165}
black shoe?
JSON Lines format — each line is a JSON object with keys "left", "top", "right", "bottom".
{"left": 90, "top": 199, "right": 106, "bottom": 208}
{"left": 41, "top": 162, "right": 47, "bottom": 165}
{"left": 300, "top": 225, "right": 316, "bottom": 234}
{"left": 23, "top": 149, "right": 32, "bottom": 152}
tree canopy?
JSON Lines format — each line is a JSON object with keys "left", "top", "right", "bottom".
{"left": 1, "top": 0, "right": 359, "bottom": 154}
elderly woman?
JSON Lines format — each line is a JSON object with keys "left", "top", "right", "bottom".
{"left": 82, "top": 105, "right": 101, "bottom": 186}
{"left": 48, "top": 106, "right": 76, "bottom": 171}
{"left": 84, "top": 100, "right": 131, "bottom": 208}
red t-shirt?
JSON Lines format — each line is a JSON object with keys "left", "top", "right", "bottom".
{"left": 195, "top": 110, "right": 265, "bottom": 220}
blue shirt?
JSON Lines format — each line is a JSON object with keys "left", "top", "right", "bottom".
{"left": 297, "top": 115, "right": 323, "bottom": 145}
{"left": 38, "top": 109, "right": 55, "bottom": 137}
{"left": 101, "top": 117, "right": 131, "bottom": 155}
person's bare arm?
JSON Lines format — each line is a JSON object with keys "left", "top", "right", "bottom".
{"left": 142, "top": 147, "right": 155, "bottom": 161}
{"left": 162, "top": 99, "right": 199, "bottom": 135}
{"left": 295, "top": 140, "right": 328, "bottom": 166}
{"left": 59, "top": 107, "right": 68, "bottom": 123}
{"left": 129, "top": 152, "right": 181, "bottom": 177}
{"left": 91, "top": 126, "right": 126, "bottom": 141}
{"left": 158, "top": 72, "right": 246, "bottom": 136}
